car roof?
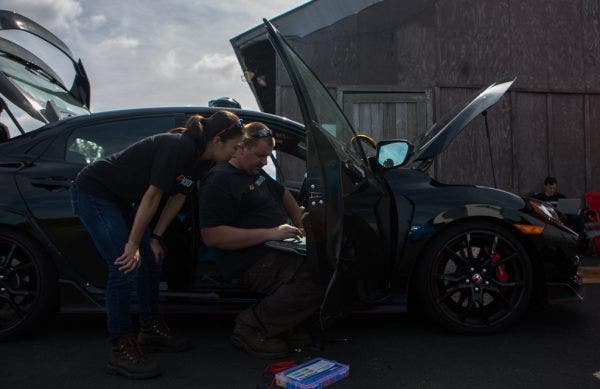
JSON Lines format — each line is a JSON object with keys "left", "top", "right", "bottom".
{"left": 60, "top": 106, "right": 304, "bottom": 131}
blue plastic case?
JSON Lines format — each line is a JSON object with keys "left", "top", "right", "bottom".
{"left": 275, "top": 358, "right": 349, "bottom": 388}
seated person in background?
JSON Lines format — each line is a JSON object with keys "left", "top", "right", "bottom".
{"left": 531, "top": 176, "right": 566, "bottom": 203}
{"left": 200, "top": 122, "right": 322, "bottom": 359}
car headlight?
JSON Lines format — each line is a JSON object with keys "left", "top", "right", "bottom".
{"left": 529, "top": 199, "right": 560, "bottom": 221}
{"left": 526, "top": 198, "right": 576, "bottom": 235}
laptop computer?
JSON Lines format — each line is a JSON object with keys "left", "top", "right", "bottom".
{"left": 265, "top": 235, "right": 307, "bottom": 256}
{"left": 556, "top": 198, "right": 582, "bottom": 215}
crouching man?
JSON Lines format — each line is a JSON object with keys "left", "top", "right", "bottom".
{"left": 200, "top": 122, "right": 322, "bottom": 359}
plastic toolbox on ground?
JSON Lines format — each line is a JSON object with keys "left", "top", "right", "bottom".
{"left": 275, "top": 358, "right": 349, "bottom": 389}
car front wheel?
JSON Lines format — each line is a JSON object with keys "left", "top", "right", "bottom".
{"left": 413, "top": 221, "right": 533, "bottom": 334}
{"left": 0, "top": 228, "right": 57, "bottom": 340}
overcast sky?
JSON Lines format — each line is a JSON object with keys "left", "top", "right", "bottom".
{"left": 1, "top": 0, "right": 309, "bottom": 112}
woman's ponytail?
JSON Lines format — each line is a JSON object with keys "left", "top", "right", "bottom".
{"left": 186, "top": 115, "right": 205, "bottom": 139}
{"left": 181, "top": 115, "right": 207, "bottom": 153}
{"left": 172, "top": 110, "right": 243, "bottom": 157}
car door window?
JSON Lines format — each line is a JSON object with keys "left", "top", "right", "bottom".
{"left": 268, "top": 151, "right": 305, "bottom": 187}
{"left": 65, "top": 116, "right": 176, "bottom": 163}
{"left": 277, "top": 39, "right": 367, "bottom": 170}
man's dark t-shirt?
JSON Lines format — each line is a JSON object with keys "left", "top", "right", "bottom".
{"left": 76, "top": 133, "right": 198, "bottom": 204}
{"left": 199, "top": 163, "right": 287, "bottom": 280}
{"left": 531, "top": 192, "right": 566, "bottom": 203}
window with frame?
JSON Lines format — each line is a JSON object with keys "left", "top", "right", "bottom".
{"left": 65, "top": 116, "right": 176, "bottom": 164}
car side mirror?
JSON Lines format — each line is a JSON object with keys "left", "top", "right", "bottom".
{"left": 376, "top": 140, "right": 413, "bottom": 169}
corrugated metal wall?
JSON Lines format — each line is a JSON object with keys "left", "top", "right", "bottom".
{"left": 274, "top": 0, "right": 600, "bottom": 198}
{"left": 433, "top": 88, "right": 597, "bottom": 197}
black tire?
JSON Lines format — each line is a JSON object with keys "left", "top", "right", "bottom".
{"left": 0, "top": 228, "right": 58, "bottom": 340}
{"left": 412, "top": 221, "right": 533, "bottom": 334}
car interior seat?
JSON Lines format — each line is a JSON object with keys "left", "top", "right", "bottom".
{"left": 0, "top": 123, "right": 9, "bottom": 143}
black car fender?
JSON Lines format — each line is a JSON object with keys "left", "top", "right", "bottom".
{"left": 0, "top": 205, "right": 63, "bottom": 261}
{"left": 0, "top": 206, "right": 28, "bottom": 227}
{"left": 0, "top": 204, "right": 103, "bottom": 307}
{"left": 396, "top": 204, "right": 525, "bottom": 278}
{"left": 0, "top": 207, "right": 56, "bottom": 253}
{"left": 416, "top": 203, "right": 531, "bottom": 240}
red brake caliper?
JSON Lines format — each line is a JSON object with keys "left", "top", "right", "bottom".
{"left": 491, "top": 252, "right": 509, "bottom": 292}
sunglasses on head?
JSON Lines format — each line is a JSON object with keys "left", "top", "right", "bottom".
{"left": 250, "top": 127, "right": 273, "bottom": 138}
{"left": 214, "top": 119, "right": 244, "bottom": 137}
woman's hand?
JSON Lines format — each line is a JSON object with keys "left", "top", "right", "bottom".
{"left": 117, "top": 185, "right": 163, "bottom": 273}
{"left": 114, "top": 241, "right": 141, "bottom": 274}
{"left": 149, "top": 238, "right": 165, "bottom": 264}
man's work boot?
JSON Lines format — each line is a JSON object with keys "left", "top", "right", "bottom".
{"left": 283, "top": 328, "right": 313, "bottom": 349}
{"left": 106, "top": 335, "right": 161, "bottom": 379}
{"left": 230, "top": 323, "right": 288, "bottom": 359}
{"left": 137, "top": 319, "right": 192, "bottom": 353}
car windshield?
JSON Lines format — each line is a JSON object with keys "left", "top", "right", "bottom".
{"left": 0, "top": 53, "right": 89, "bottom": 132}
{"left": 280, "top": 38, "right": 366, "bottom": 166}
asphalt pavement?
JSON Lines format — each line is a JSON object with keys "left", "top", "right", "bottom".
{"left": 3, "top": 284, "right": 600, "bottom": 388}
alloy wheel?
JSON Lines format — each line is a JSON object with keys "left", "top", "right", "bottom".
{"left": 0, "top": 236, "right": 40, "bottom": 334}
{"left": 430, "top": 229, "right": 530, "bottom": 330}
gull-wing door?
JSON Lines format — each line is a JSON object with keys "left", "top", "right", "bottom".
{"left": 263, "top": 20, "right": 392, "bottom": 326}
{"left": 0, "top": 10, "right": 90, "bottom": 127}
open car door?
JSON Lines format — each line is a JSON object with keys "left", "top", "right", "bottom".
{"left": 264, "top": 20, "right": 393, "bottom": 327}
{"left": 0, "top": 10, "right": 90, "bottom": 128}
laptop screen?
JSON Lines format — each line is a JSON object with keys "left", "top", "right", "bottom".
{"left": 556, "top": 198, "right": 582, "bottom": 215}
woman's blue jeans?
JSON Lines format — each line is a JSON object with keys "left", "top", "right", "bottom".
{"left": 70, "top": 184, "right": 161, "bottom": 343}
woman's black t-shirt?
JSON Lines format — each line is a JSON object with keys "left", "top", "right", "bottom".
{"left": 76, "top": 133, "right": 199, "bottom": 204}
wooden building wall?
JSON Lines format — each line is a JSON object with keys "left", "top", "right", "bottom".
{"left": 274, "top": 0, "right": 600, "bottom": 198}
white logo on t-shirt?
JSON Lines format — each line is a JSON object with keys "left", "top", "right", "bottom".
{"left": 177, "top": 175, "right": 194, "bottom": 188}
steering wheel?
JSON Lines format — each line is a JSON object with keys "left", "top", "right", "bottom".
{"left": 347, "top": 134, "right": 377, "bottom": 157}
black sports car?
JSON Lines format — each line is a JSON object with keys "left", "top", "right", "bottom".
{"left": 0, "top": 11, "right": 582, "bottom": 340}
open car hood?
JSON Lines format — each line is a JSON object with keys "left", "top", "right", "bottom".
{"left": 409, "top": 80, "right": 514, "bottom": 165}
{"left": 0, "top": 10, "right": 90, "bottom": 125}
